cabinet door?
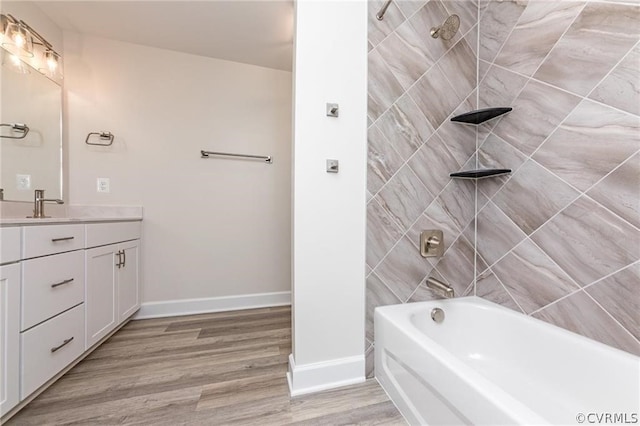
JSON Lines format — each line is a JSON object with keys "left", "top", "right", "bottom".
{"left": 85, "top": 245, "right": 118, "bottom": 349}
{"left": 0, "top": 264, "right": 20, "bottom": 416}
{"left": 117, "top": 240, "right": 140, "bottom": 321}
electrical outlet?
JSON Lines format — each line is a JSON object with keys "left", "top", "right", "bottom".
{"left": 97, "top": 177, "right": 110, "bottom": 193}
{"left": 16, "top": 174, "right": 31, "bottom": 190}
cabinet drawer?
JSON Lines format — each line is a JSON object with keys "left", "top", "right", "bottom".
{"left": 21, "top": 251, "right": 85, "bottom": 331}
{"left": 86, "top": 222, "right": 141, "bottom": 248}
{"left": 0, "top": 227, "right": 21, "bottom": 264}
{"left": 23, "top": 225, "right": 85, "bottom": 259}
{"left": 20, "top": 304, "right": 85, "bottom": 399}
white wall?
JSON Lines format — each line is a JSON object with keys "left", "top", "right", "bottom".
{"left": 288, "top": 0, "right": 368, "bottom": 395}
{"left": 64, "top": 32, "right": 292, "bottom": 311}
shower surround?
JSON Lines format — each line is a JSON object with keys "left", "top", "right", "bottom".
{"left": 366, "top": 0, "right": 639, "bottom": 376}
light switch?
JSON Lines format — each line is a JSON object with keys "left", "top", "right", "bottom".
{"left": 16, "top": 174, "right": 31, "bottom": 190}
{"left": 97, "top": 177, "right": 110, "bottom": 193}
{"left": 326, "top": 159, "right": 339, "bottom": 173}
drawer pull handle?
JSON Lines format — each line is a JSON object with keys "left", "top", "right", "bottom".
{"left": 51, "top": 337, "right": 74, "bottom": 353}
{"left": 51, "top": 236, "right": 75, "bottom": 242}
{"left": 51, "top": 278, "right": 74, "bottom": 288}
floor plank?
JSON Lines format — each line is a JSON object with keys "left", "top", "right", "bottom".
{"left": 7, "top": 306, "right": 404, "bottom": 425}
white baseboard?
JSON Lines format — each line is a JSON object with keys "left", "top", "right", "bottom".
{"left": 287, "top": 353, "right": 365, "bottom": 397}
{"left": 133, "top": 291, "right": 291, "bottom": 319}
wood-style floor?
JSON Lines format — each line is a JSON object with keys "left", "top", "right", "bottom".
{"left": 8, "top": 306, "right": 404, "bottom": 425}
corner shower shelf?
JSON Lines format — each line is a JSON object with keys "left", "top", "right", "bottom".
{"left": 451, "top": 107, "right": 512, "bottom": 125}
{"left": 450, "top": 169, "right": 511, "bottom": 179}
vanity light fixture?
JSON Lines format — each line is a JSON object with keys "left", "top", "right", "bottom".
{"left": 1, "top": 15, "right": 34, "bottom": 58}
{"left": 38, "top": 49, "right": 62, "bottom": 79}
{"left": 0, "top": 14, "right": 62, "bottom": 79}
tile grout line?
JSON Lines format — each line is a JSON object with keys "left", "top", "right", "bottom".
{"left": 485, "top": 53, "right": 640, "bottom": 120}
{"left": 486, "top": 268, "right": 528, "bottom": 315}
{"left": 526, "top": 259, "right": 640, "bottom": 317}
{"left": 581, "top": 37, "right": 640, "bottom": 105}
{"left": 582, "top": 291, "right": 640, "bottom": 346}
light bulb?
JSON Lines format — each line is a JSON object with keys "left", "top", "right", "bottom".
{"left": 9, "top": 53, "right": 20, "bottom": 66}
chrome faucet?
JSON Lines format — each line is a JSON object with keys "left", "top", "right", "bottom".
{"left": 426, "top": 277, "right": 454, "bottom": 299}
{"left": 32, "top": 189, "right": 64, "bottom": 218}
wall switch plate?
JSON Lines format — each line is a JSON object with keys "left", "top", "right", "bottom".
{"left": 16, "top": 174, "right": 31, "bottom": 190}
{"left": 97, "top": 177, "right": 110, "bottom": 193}
{"left": 326, "top": 159, "right": 339, "bottom": 173}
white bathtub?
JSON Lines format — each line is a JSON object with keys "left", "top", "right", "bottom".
{"left": 375, "top": 296, "right": 640, "bottom": 425}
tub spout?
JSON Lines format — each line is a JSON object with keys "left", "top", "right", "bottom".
{"left": 426, "top": 277, "right": 454, "bottom": 299}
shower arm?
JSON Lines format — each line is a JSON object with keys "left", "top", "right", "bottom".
{"left": 376, "top": 0, "right": 393, "bottom": 21}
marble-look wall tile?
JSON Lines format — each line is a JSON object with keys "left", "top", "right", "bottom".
{"left": 476, "top": 269, "right": 523, "bottom": 313}
{"left": 409, "top": 64, "right": 465, "bottom": 130}
{"left": 434, "top": 235, "right": 476, "bottom": 294}
{"left": 477, "top": 132, "right": 528, "bottom": 199}
{"left": 377, "top": 94, "right": 434, "bottom": 161}
{"left": 586, "top": 263, "right": 640, "bottom": 341}
{"left": 533, "top": 291, "right": 640, "bottom": 356}
{"left": 436, "top": 179, "right": 476, "bottom": 233}
{"left": 478, "top": 64, "right": 529, "bottom": 112}
{"left": 494, "top": 1, "right": 585, "bottom": 76}
{"left": 476, "top": 0, "right": 640, "bottom": 354}
{"left": 365, "top": 344, "right": 375, "bottom": 379}
{"left": 533, "top": 99, "right": 640, "bottom": 192}
{"left": 492, "top": 160, "right": 579, "bottom": 235}
{"left": 589, "top": 46, "right": 640, "bottom": 117}
{"left": 366, "top": 273, "right": 402, "bottom": 342}
{"left": 366, "top": 198, "right": 405, "bottom": 268}
{"left": 492, "top": 79, "right": 582, "bottom": 156}
{"left": 587, "top": 153, "right": 640, "bottom": 229}
{"left": 437, "top": 38, "right": 477, "bottom": 100}
{"left": 378, "top": 30, "right": 432, "bottom": 91}
{"left": 377, "top": 165, "right": 434, "bottom": 230}
{"left": 492, "top": 239, "right": 580, "bottom": 314}
{"left": 395, "top": 0, "right": 428, "bottom": 20}
{"left": 367, "top": 125, "right": 405, "bottom": 194}
{"left": 408, "top": 133, "right": 461, "bottom": 198}
{"left": 534, "top": 2, "right": 640, "bottom": 97}
{"left": 369, "top": 0, "right": 407, "bottom": 47}
{"left": 368, "top": 49, "right": 406, "bottom": 121}
{"left": 531, "top": 196, "right": 640, "bottom": 287}
{"left": 479, "top": 0, "right": 527, "bottom": 63}
{"left": 436, "top": 91, "right": 478, "bottom": 166}
{"left": 374, "top": 236, "right": 432, "bottom": 302}
{"left": 476, "top": 201, "right": 527, "bottom": 267}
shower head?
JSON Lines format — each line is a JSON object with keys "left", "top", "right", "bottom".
{"left": 430, "top": 14, "right": 460, "bottom": 41}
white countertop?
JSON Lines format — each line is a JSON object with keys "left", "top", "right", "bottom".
{"left": 0, "top": 205, "right": 143, "bottom": 226}
{"left": 1, "top": 217, "right": 142, "bottom": 226}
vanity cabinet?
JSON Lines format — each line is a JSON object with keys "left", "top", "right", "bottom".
{"left": 0, "top": 264, "right": 20, "bottom": 416}
{"left": 0, "top": 219, "right": 141, "bottom": 419}
{"left": 85, "top": 223, "right": 141, "bottom": 349}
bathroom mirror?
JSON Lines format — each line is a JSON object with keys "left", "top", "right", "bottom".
{"left": 0, "top": 49, "right": 62, "bottom": 202}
